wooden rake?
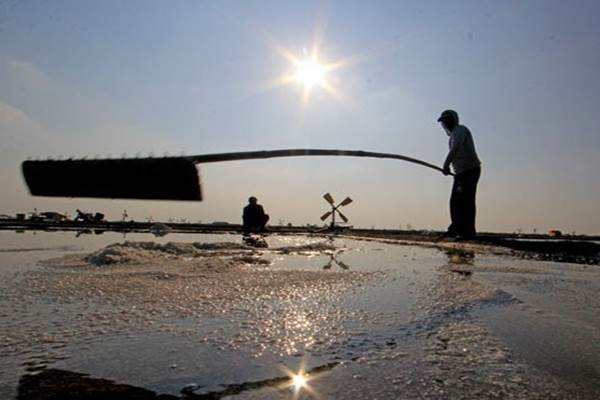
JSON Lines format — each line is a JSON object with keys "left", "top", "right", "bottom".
{"left": 21, "top": 149, "right": 446, "bottom": 201}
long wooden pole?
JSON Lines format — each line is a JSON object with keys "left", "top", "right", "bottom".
{"left": 187, "top": 148, "right": 445, "bottom": 174}
{"left": 21, "top": 148, "right": 449, "bottom": 201}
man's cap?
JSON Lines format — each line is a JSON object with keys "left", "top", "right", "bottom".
{"left": 437, "top": 109, "right": 459, "bottom": 124}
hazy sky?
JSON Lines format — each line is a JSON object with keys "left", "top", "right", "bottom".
{"left": 1, "top": 0, "right": 599, "bottom": 233}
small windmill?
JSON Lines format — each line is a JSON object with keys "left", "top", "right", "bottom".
{"left": 320, "top": 193, "right": 353, "bottom": 229}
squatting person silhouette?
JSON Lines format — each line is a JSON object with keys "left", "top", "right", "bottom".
{"left": 438, "top": 110, "right": 481, "bottom": 240}
{"left": 242, "top": 196, "right": 270, "bottom": 235}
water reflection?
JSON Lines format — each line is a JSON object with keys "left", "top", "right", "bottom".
{"left": 282, "top": 310, "right": 317, "bottom": 355}
{"left": 321, "top": 236, "right": 350, "bottom": 270}
{"left": 75, "top": 229, "right": 92, "bottom": 237}
{"left": 149, "top": 223, "right": 171, "bottom": 237}
{"left": 279, "top": 358, "right": 321, "bottom": 399}
{"left": 445, "top": 248, "right": 475, "bottom": 265}
{"left": 322, "top": 251, "right": 350, "bottom": 270}
{"left": 0, "top": 233, "right": 440, "bottom": 397}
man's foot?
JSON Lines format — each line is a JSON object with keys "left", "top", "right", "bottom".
{"left": 457, "top": 231, "right": 477, "bottom": 241}
{"left": 442, "top": 236, "right": 460, "bottom": 242}
{"left": 454, "top": 234, "right": 477, "bottom": 242}
{"left": 436, "top": 231, "right": 458, "bottom": 241}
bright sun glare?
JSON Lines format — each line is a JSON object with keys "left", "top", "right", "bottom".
{"left": 292, "top": 373, "right": 307, "bottom": 390}
{"left": 280, "top": 362, "right": 318, "bottom": 398}
{"left": 294, "top": 59, "right": 326, "bottom": 89}
{"left": 267, "top": 35, "right": 353, "bottom": 105}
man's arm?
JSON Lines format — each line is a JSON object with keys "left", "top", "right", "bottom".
{"left": 442, "top": 148, "right": 455, "bottom": 175}
{"left": 442, "top": 129, "right": 465, "bottom": 174}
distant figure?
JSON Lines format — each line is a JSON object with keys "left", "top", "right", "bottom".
{"left": 438, "top": 110, "right": 481, "bottom": 240}
{"left": 242, "top": 196, "right": 269, "bottom": 235}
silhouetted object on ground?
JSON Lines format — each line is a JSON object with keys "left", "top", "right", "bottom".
{"left": 74, "top": 209, "right": 105, "bottom": 223}
{"left": 242, "top": 235, "right": 269, "bottom": 248}
{"left": 438, "top": 110, "right": 481, "bottom": 240}
{"left": 22, "top": 149, "right": 448, "bottom": 201}
{"left": 28, "top": 211, "right": 68, "bottom": 222}
{"left": 242, "top": 196, "right": 269, "bottom": 235}
{"left": 320, "top": 193, "right": 352, "bottom": 229}
{"left": 17, "top": 368, "right": 177, "bottom": 400}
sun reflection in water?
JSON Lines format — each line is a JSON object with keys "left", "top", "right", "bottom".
{"left": 292, "top": 372, "right": 307, "bottom": 391}
{"left": 281, "top": 310, "right": 317, "bottom": 355}
{"left": 279, "top": 360, "right": 320, "bottom": 399}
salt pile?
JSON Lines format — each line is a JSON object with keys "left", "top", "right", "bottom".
{"left": 84, "top": 241, "right": 255, "bottom": 266}
{"left": 83, "top": 241, "right": 338, "bottom": 266}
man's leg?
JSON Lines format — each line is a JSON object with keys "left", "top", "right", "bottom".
{"left": 448, "top": 176, "right": 462, "bottom": 236}
{"left": 459, "top": 167, "right": 480, "bottom": 238}
{"left": 259, "top": 214, "right": 270, "bottom": 231}
{"left": 242, "top": 215, "right": 252, "bottom": 235}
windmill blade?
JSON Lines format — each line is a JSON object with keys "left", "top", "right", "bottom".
{"left": 320, "top": 211, "right": 332, "bottom": 221}
{"left": 323, "top": 193, "right": 335, "bottom": 205}
{"left": 339, "top": 197, "right": 353, "bottom": 207}
{"left": 337, "top": 211, "right": 349, "bottom": 223}
{"left": 336, "top": 260, "right": 350, "bottom": 270}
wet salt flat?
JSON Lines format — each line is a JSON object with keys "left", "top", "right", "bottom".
{"left": 1, "top": 231, "right": 599, "bottom": 399}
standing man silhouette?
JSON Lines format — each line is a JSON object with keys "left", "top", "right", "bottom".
{"left": 438, "top": 110, "right": 481, "bottom": 239}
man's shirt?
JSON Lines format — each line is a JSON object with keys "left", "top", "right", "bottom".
{"left": 444, "top": 124, "right": 481, "bottom": 175}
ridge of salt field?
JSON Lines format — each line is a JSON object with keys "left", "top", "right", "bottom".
{"left": 1, "top": 231, "right": 599, "bottom": 399}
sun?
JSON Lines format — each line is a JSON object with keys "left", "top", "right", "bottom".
{"left": 260, "top": 21, "right": 364, "bottom": 107}
{"left": 279, "top": 51, "right": 342, "bottom": 105}
{"left": 266, "top": 40, "right": 350, "bottom": 105}
{"left": 294, "top": 58, "right": 327, "bottom": 90}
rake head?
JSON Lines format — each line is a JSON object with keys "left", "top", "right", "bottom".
{"left": 22, "top": 158, "right": 203, "bottom": 201}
